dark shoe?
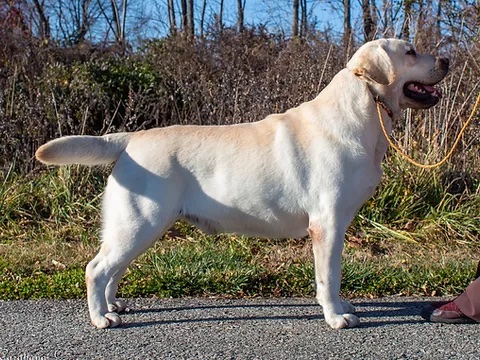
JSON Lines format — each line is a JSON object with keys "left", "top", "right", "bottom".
{"left": 421, "top": 300, "right": 476, "bottom": 324}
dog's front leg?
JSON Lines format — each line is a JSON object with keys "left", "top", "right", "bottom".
{"left": 309, "top": 217, "right": 359, "bottom": 329}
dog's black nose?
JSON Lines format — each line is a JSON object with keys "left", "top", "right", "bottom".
{"left": 437, "top": 57, "right": 449, "bottom": 72}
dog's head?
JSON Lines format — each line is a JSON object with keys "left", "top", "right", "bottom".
{"left": 347, "top": 38, "right": 449, "bottom": 112}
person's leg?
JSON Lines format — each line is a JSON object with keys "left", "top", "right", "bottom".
{"left": 454, "top": 277, "right": 480, "bottom": 322}
{"left": 421, "top": 265, "right": 480, "bottom": 324}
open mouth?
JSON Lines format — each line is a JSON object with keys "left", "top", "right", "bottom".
{"left": 403, "top": 81, "right": 442, "bottom": 104}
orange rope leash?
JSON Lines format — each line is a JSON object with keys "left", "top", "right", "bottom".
{"left": 377, "top": 93, "right": 480, "bottom": 169}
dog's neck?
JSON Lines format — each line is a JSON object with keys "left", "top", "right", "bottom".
{"left": 366, "top": 84, "right": 394, "bottom": 119}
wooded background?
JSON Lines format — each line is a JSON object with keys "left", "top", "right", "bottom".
{"left": 1, "top": 1, "right": 478, "bottom": 50}
{"left": 0, "top": 0, "right": 479, "bottom": 175}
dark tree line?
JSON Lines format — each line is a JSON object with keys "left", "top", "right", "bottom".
{"left": 0, "top": 0, "right": 478, "bottom": 52}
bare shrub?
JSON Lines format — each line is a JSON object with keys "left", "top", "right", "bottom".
{"left": 0, "top": 28, "right": 342, "bottom": 174}
{"left": 0, "top": 26, "right": 479, "bottom": 177}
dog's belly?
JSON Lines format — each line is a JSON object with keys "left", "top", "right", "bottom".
{"left": 180, "top": 207, "right": 309, "bottom": 238}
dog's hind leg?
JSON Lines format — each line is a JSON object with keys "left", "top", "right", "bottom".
{"left": 309, "top": 214, "right": 360, "bottom": 329}
{"left": 86, "top": 175, "right": 178, "bottom": 328}
{"left": 86, "top": 213, "right": 175, "bottom": 329}
{"left": 86, "top": 249, "right": 124, "bottom": 329}
{"left": 105, "top": 265, "right": 130, "bottom": 313}
{"left": 86, "top": 245, "right": 146, "bottom": 328}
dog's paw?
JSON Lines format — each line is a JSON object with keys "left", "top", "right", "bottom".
{"left": 108, "top": 299, "right": 129, "bottom": 313}
{"left": 341, "top": 300, "right": 356, "bottom": 314}
{"left": 91, "top": 312, "right": 122, "bottom": 329}
{"left": 325, "top": 313, "right": 360, "bottom": 329}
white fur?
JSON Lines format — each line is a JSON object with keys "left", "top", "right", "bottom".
{"left": 36, "top": 39, "right": 448, "bottom": 329}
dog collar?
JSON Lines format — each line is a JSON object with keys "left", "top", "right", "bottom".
{"left": 366, "top": 85, "right": 394, "bottom": 119}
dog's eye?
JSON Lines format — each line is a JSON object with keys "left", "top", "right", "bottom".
{"left": 406, "top": 49, "right": 416, "bottom": 57}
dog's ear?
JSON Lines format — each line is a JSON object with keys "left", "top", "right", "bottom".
{"left": 348, "top": 44, "right": 395, "bottom": 85}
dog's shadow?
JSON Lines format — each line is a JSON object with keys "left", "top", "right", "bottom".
{"left": 118, "top": 300, "right": 433, "bottom": 329}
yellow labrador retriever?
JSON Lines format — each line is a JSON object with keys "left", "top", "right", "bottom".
{"left": 36, "top": 39, "right": 449, "bottom": 329}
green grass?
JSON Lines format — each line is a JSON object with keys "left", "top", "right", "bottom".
{"left": 1, "top": 161, "right": 479, "bottom": 300}
{"left": 0, "top": 238, "right": 475, "bottom": 300}
{"left": 341, "top": 255, "right": 476, "bottom": 297}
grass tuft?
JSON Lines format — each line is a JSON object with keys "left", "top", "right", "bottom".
{"left": 1, "top": 161, "right": 479, "bottom": 301}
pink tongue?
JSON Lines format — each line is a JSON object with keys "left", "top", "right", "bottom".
{"left": 423, "top": 85, "right": 436, "bottom": 92}
{"left": 426, "top": 84, "right": 442, "bottom": 98}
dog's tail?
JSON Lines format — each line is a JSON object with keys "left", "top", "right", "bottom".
{"left": 36, "top": 133, "right": 133, "bottom": 166}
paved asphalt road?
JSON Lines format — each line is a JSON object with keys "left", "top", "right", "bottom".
{"left": 1, "top": 296, "right": 479, "bottom": 359}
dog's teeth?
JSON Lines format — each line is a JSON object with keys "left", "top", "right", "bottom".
{"left": 408, "top": 83, "right": 428, "bottom": 94}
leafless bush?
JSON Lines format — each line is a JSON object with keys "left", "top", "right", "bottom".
{"left": 0, "top": 28, "right": 342, "bottom": 174}
{"left": 0, "top": 26, "right": 479, "bottom": 177}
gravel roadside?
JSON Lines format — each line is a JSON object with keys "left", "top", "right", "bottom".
{"left": 1, "top": 297, "right": 479, "bottom": 359}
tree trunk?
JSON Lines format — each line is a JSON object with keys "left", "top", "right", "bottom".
{"left": 200, "top": 0, "right": 206, "bottom": 37}
{"left": 237, "top": 0, "right": 244, "bottom": 33}
{"left": 417, "top": 0, "right": 425, "bottom": 39}
{"left": 292, "top": 0, "right": 299, "bottom": 37}
{"left": 343, "top": 0, "right": 351, "bottom": 51}
{"left": 362, "top": 0, "right": 375, "bottom": 41}
{"left": 186, "top": 0, "right": 194, "bottom": 39}
{"left": 300, "top": 0, "right": 307, "bottom": 37}
{"left": 218, "top": 0, "right": 224, "bottom": 33}
{"left": 76, "top": 0, "right": 92, "bottom": 43}
{"left": 32, "top": 0, "right": 51, "bottom": 39}
{"left": 181, "top": 0, "right": 187, "bottom": 32}
{"left": 110, "top": 0, "right": 121, "bottom": 41}
{"left": 402, "top": 0, "right": 412, "bottom": 40}
{"left": 108, "top": 0, "right": 127, "bottom": 52}
{"left": 168, "top": 0, "right": 177, "bottom": 36}
{"left": 120, "top": 0, "right": 127, "bottom": 44}
{"left": 436, "top": 0, "right": 442, "bottom": 40}
{"left": 476, "top": 2, "right": 480, "bottom": 34}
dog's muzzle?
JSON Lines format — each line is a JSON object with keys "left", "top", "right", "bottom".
{"left": 403, "top": 57, "right": 449, "bottom": 108}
